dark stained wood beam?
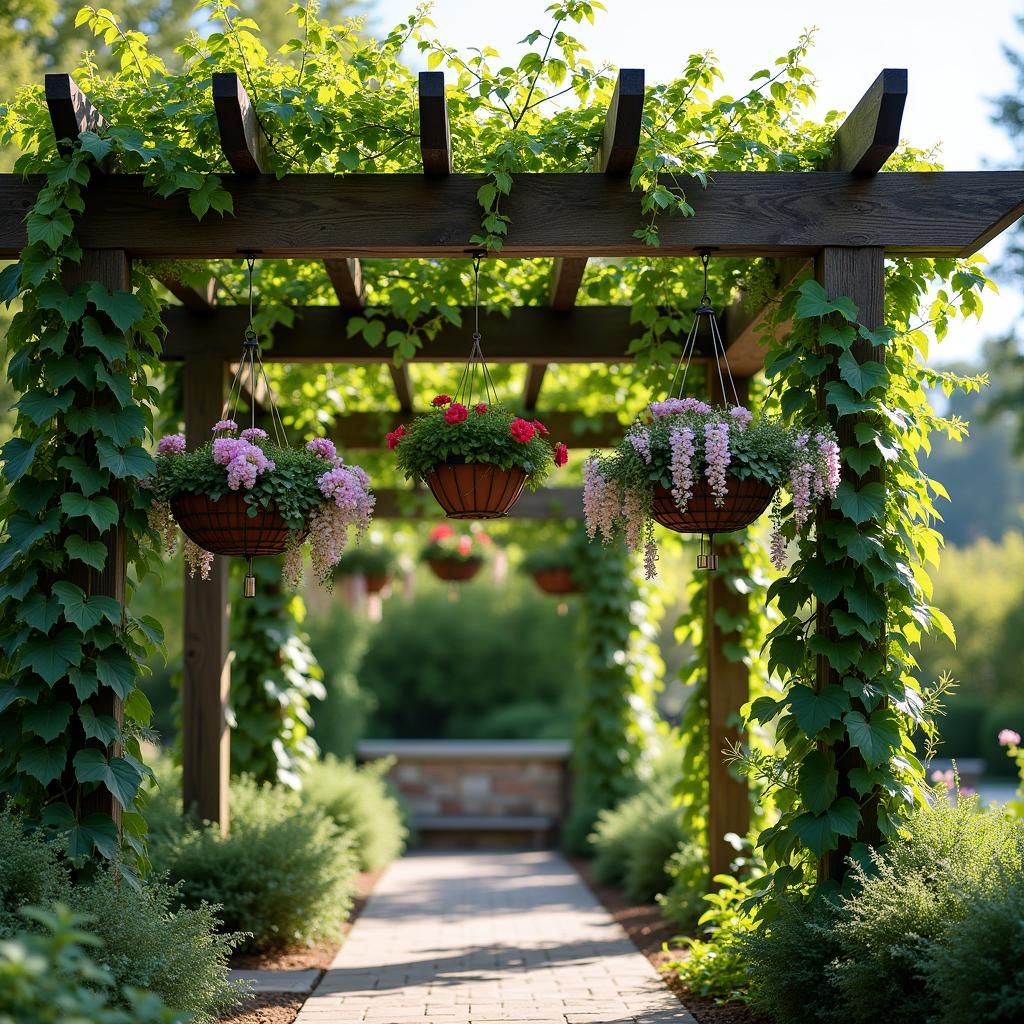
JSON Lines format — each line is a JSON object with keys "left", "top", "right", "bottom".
{"left": 827, "top": 69, "right": 908, "bottom": 176}
{"left": 161, "top": 275, "right": 217, "bottom": 312}
{"left": 4, "top": 171, "right": 1019, "bottom": 259}
{"left": 373, "top": 486, "right": 584, "bottom": 519}
{"left": 44, "top": 73, "right": 107, "bottom": 155}
{"left": 160, "top": 305, "right": 654, "bottom": 363}
{"left": 212, "top": 72, "right": 271, "bottom": 175}
{"left": 332, "top": 409, "right": 622, "bottom": 449}
{"left": 549, "top": 257, "right": 589, "bottom": 311}
{"left": 388, "top": 364, "right": 414, "bottom": 413}
{"left": 323, "top": 257, "right": 365, "bottom": 311}
{"left": 596, "top": 68, "right": 645, "bottom": 176}
{"left": 419, "top": 71, "right": 451, "bottom": 176}
{"left": 522, "top": 365, "right": 547, "bottom": 411}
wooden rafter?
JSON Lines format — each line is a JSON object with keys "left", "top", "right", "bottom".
{"left": 161, "top": 275, "right": 218, "bottom": 313}
{"left": 212, "top": 71, "right": 272, "bottom": 175}
{"left": 722, "top": 69, "right": 909, "bottom": 375}
{"left": 160, "top": 305, "right": 655, "bottom": 363}
{"left": 6, "top": 170, "right": 1019, "bottom": 259}
{"left": 331, "top": 409, "right": 622, "bottom": 450}
{"left": 323, "top": 257, "right": 365, "bottom": 310}
{"left": 522, "top": 365, "right": 548, "bottom": 411}
{"left": 418, "top": 71, "right": 451, "bottom": 176}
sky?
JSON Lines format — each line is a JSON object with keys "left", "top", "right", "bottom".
{"left": 372, "top": 0, "right": 1024, "bottom": 366}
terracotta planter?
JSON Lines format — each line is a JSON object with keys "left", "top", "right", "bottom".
{"left": 531, "top": 567, "right": 580, "bottom": 595}
{"left": 426, "top": 462, "right": 527, "bottom": 519}
{"left": 171, "top": 492, "right": 301, "bottom": 557}
{"left": 427, "top": 557, "right": 483, "bottom": 582}
{"left": 651, "top": 475, "right": 776, "bottom": 534}
{"left": 364, "top": 573, "right": 391, "bottom": 594}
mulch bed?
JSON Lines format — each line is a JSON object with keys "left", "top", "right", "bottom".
{"left": 572, "top": 858, "right": 768, "bottom": 1024}
{"left": 219, "top": 869, "right": 382, "bottom": 1023}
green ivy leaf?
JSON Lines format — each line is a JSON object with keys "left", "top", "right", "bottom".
{"left": 78, "top": 705, "right": 121, "bottom": 745}
{"left": 96, "top": 439, "right": 154, "bottom": 479}
{"left": 825, "top": 380, "right": 876, "bottom": 416}
{"left": 82, "top": 315, "right": 128, "bottom": 362}
{"left": 838, "top": 350, "right": 889, "bottom": 397}
{"left": 795, "top": 280, "right": 857, "bottom": 321}
{"left": 36, "top": 280, "right": 88, "bottom": 322}
{"left": 788, "top": 683, "right": 851, "bottom": 736}
{"left": 53, "top": 581, "right": 122, "bottom": 632}
{"left": 23, "top": 700, "right": 73, "bottom": 743}
{"left": 65, "top": 535, "right": 108, "bottom": 571}
{"left": 1, "top": 437, "right": 41, "bottom": 483}
{"left": 797, "top": 749, "right": 837, "bottom": 814}
{"left": 842, "top": 444, "right": 881, "bottom": 476}
{"left": 16, "top": 388, "right": 74, "bottom": 425}
{"left": 61, "top": 493, "right": 119, "bottom": 532}
{"left": 791, "top": 810, "right": 836, "bottom": 857}
{"left": 835, "top": 481, "right": 885, "bottom": 524}
{"left": 20, "top": 593, "right": 62, "bottom": 634}
{"left": 58, "top": 455, "right": 109, "bottom": 497}
{"left": 73, "top": 749, "right": 142, "bottom": 807}
{"left": 123, "top": 688, "right": 154, "bottom": 727}
{"left": 94, "top": 648, "right": 136, "bottom": 697}
{"left": 843, "top": 584, "right": 885, "bottom": 626}
{"left": 828, "top": 796, "right": 861, "bottom": 838}
{"left": 845, "top": 709, "right": 901, "bottom": 768}
{"left": 67, "top": 812, "right": 120, "bottom": 860}
{"left": 19, "top": 740, "right": 68, "bottom": 786}
{"left": 86, "top": 283, "right": 143, "bottom": 333}
{"left": 20, "top": 629, "right": 83, "bottom": 684}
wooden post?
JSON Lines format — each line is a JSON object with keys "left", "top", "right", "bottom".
{"left": 181, "top": 353, "right": 231, "bottom": 831}
{"left": 63, "top": 250, "right": 130, "bottom": 823}
{"left": 815, "top": 247, "right": 885, "bottom": 880}
{"left": 706, "top": 375, "right": 751, "bottom": 880}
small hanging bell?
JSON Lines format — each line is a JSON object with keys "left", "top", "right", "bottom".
{"left": 244, "top": 558, "right": 257, "bottom": 598}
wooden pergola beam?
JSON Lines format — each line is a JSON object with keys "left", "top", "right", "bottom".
{"left": 418, "top": 71, "right": 451, "bottom": 176}
{"left": 44, "top": 73, "right": 107, "bottom": 154}
{"left": 597, "top": 68, "right": 646, "bottom": 176}
{"left": 522, "top": 365, "right": 548, "bottom": 411}
{"left": 324, "top": 257, "right": 365, "bottom": 311}
{"left": 212, "top": 72, "right": 272, "bottom": 175}
{"left": 161, "top": 275, "right": 218, "bottom": 312}
{"left": 549, "top": 257, "right": 589, "bottom": 312}
{"left": 160, "top": 305, "right": 662, "bottom": 364}
{"left": 331, "top": 409, "right": 622, "bottom": 449}
{"left": 827, "top": 68, "right": 908, "bottom": 176}
{"left": 4, "top": 170, "right": 1019, "bottom": 259}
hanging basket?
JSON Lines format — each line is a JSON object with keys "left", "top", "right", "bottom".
{"left": 651, "top": 475, "right": 776, "bottom": 535}
{"left": 171, "top": 492, "right": 302, "bottom": 557}
{"left": 426, "top": 462, "right": 527, "bottom": 519}
{"left": 364, "top": 573, "right": 391, "bottom": 595}
{"left": 427, "top": 556, "right": 483, "bottom": 582}
{"left": 531, "top": 567, "right": 580, "bottom": 596}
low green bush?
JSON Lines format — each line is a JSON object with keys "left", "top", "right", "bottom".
{"left": 622, "top": 809, "right": 687, "bottom": 903}
{"left": 0, "top": 811, "right": 241, "bottom": 1023}
{"left": 657, "top": 840, "right": 708, "bottom": 929}
{"left": 302, "top": 756, "right": 408, "bottom": 871}
{"left": 0, "top": 905, "right": 185, "bottom": 1024}
{"left": 590, "top": 788, "right": 666, "bottom": 887}
{"left": 152, "top": 775, "right": 357, "bottom": 952}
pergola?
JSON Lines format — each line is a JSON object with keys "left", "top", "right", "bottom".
{"left": 6, "top": 63, "right": 1023, "bottom": 879}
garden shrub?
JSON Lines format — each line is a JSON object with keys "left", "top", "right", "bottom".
{"left": 0, "top": 812, "right": 66, "bottom": 936}
{"left": 0, "top": 904, "right": 184, "bottom": 1024}
{"left": 622, "top": 808, "right": 687, "bottom": 903}
{"left": 152, "top": 775, "right": 357, "bottom": 952}
{"left": 590, "top": 787, "right": 667, "bottom": 887}
{"left": 302, "top": 756, "right": 408, "bottom": 871}
{"left": 657, "top": 840, "right": 708, "bottom": 929}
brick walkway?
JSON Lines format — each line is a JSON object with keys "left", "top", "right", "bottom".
{"left": 295, "top": 851, "right": 695, "bottom": 1024}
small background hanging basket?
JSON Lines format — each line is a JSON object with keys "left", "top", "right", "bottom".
{"left": 363, "top": 573, "right": 391, "bottom": 594}
{"left": 171, "top": 492, "right": 301, "bottom": 558}
{"left": 427, "top": 556, "right": 483, "bottom": 582}
{"left": 651, "top": 475, "right": 776, "bottom": 535}
{"left": 531, "top": 567, "right": 580, "bottom": 595}
{"left": 427, "top": 462, "right": 527, "bottom": 520}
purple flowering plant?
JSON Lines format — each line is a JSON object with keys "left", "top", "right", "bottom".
{"left": 584, "top": 398, "right": 841, "bottom": 576}
{"left": 147, "top": 421, "right": 374, "bottom": 585}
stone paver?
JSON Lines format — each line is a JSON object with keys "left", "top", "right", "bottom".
{"left": 228, "top": 968, "right": 321, "bottom": 993}
{"left": 295, "top": 851, "right": 696, "bottom": 1024}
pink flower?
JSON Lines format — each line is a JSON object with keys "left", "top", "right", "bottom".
{"left": 213, "top": 437, "right": 246, "bottom": 466}
{"left": 628, "top": 429, "right": 652, "bottom": 464}
{"left": 729, "top": 406, "right": 753, "bottom": 429}
{"left": 622, "top": 487, "right": 644, "bottom": 552}
{"left": 317, "top": 464, "right": 374, "bottom": 532}
{"left": 790, "top": 432, "right": 813, "bottom": 530}
{"left": 554, "top": 442, "right": 569, "bottom": 467}
{"left": 445, "top": 402, "right": 469, "bottom": 425}
{"left": 157, "top": 433, "right": 186, "bottom": 456}
{"left": 644, "top": 538, "right": 658, "bottom": 580}
{"left": 704, "top": 421, "right": 731, "bottom": 506}
{"left": 650, "top": 397, "right": 712, "bottom": 419}
{"left": 999, "top": 729, "right": 1021, "bottom": 748}
{"left": 930, "top": 768, "right": 955, "bottom": 789}
{"left": 769, "top": 524, "right": 787, "bottom": 571}
{"left": 184, "top": 539, "right": 214, "bottom": 580}
{"left": 532, "top": 419, "right": 549, "bottom": 437}
{"left": 429, "top": 524, "right": 455, "bottom": 541}
{"left": 240, "top": 427, "right": 268, "bottom": 441}
{"left": 816, "top": 433, "right": 841, "bottom": 498}
{"left": 306, "top": 437, "right": 338, "bottom": 461}
{"left": 510, "top": 418, "right": 536, "bottom": 443}
{"left": 669, "top": 426, "right": 696, "bottom": 513}
{"left": 457, "top": 536, "right": 473, "bottom": 557}
{"left": 475, "top": 403, "right": 488, "bottom": 415}
{"left": 431, "top": 394, "right": 452, "bottom": 408}
{"left": 386, "top": 424, "right": 406, "bottom": 450}
{"left": 212, "top": 419, "right": 238, "bottom": 433}
{"left": 225, "top": 443, "right": 273, "bottom": 490}
{"left": 583, "top": 458, "right": 620, "bottom": 542}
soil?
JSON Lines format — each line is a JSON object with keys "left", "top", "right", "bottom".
{"left": 219, "top": 869, "right": 382, "bottom": 1023}
{"left": 572, "top": 858, "right": 768, "bottom": 1024}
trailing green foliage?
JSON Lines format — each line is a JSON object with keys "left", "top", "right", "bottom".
{"left": 302, "top": 756, "right": 408, "bottom": 872}
{"left": 151, "top": 775, "right": 357, "bottom": 952}
{"left": 657, "top": 840, "right": 709, "bottom": 929}
{"left": 334, "top": 542, "right": 396, "bottom": 578}
{"left": 229, "top": 557, "right": 324, "bottom": 787}
{"left": 0, "top": 904, "right": 185, "bottom": 1024}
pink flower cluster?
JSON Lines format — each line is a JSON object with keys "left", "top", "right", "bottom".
{"left": 816, "top": 432, "right": 841, "bottom": 497}
{"left": 445, "top": 402, "right": 469, "bottom": 425}
{"left": 999, "top": 729, "right": 1022, "bottom": 748}
{"left": 650, "top": 397, "right": 711, "bottom": 419}
{"left": 213, "top": 437, "right": 275, "bottom": 491}
{"left": 510, "top": 418, "right": 536, "bottom": 443}
{"left": 769, "top": 525, "right": 787, "bottom": 571}
{"left": 157, "top": 433, "right": 186, "bottom": 456}
{"left": 729, "top": 406, "right": 753, "bottom": 429}
{"left": 669, "top": 426, "right": 696, "bottom": 512}
{"left": 317, "top": 463, "right": 374, "bottom": 532}
{"left": 147, "top": 497, "right": 177, "bottom": 554}
{"left": 628, "top": 429, "right": 652, "bottom": 464}
{"left": 583, "top": 458, "right": 621, "bottom": 542}
{"left": 554, "top": 442, "right": 569, "bottom": 467}
{"left": 241, "top": 427, "right": 268, "bottom": 441}
{"left": 306, "top": 437, "right": 337, "bottom": 461}
{"left": 704, "top": 421, "right": 731, "bottom": 506}
{"left": 184, "top": 539, "right": 214, "bottom": 580}
{"left": 212, "top": 419, "right": 238, "bottom": 433}
{"left": 622, "top": 486, "right": 645, "bottom": 552}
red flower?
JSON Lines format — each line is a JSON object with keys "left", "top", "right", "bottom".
{"left": 429, "top": 524, "right": 455, "bottom": 541}
{"left": 457, "top": 536, "right": 473, "bottom": 556}
{"left": 444, "top": 402, "right": 469, "bottom": 424}
{"left": 431, "top": 394, "right": 452, "bottom": 407}
{"left": 475, "top": 403, "right": 488, "bottom": 415}
{"left": 386, "top": 424, "right": 406, "bottom": 450}
{"left": 474, "top": 531, "right": 492, "bottom": 545}
{"left": 510, "top": 417, "right": 536, "bottom": 443}
{"left": 554, "top": 442, "right": 569, "bottom": 467}
{"left": 532, "top": 419, "right": 549, "bottom": 436}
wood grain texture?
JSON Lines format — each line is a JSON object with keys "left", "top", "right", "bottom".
{"left": 596, "top": 68, "right": 645, "bottom": 175}
{"left": 388, "top": 363, "right": 414, "bottom": 413}
{"left": 332, "top": 409, "right": 622, "bottom": 449}
{"left": 815, "top": 246, "right": 885, "bottom": 882}
{"left": 827, "top": 69, "right": 907, "bottom": 176}
{"left": 159, "top": 274, "right": 217, "bottom": 311}
{"left": 323, "top": 257, "right": 365, "bottom": 311}
{"left": 160, "top": 305, "right": 651, "bottom": 363}
{"left": 418, "top": 71, "right": 451, "bottom": 176}
{"left": 182, "top": 353, "right": 231, "bottom": 832}
{"left": 4, "top": 171, "right": 1021, "bottom": 259}
{"left": 212, "top": 72, "right": 271, "bottom": 175}
{"left": 45, "top": 73, "right": 107, "bottom": 155}
{"left": 522, "top": 364, "right": 548, "bottom": 411}
{"left": 549, "top": 257, "right": 589, "bottom": 311}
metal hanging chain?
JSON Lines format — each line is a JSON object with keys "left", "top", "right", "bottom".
{"left": 454, "top": 253, "right": 499, "bottom": 407}
{"left": 667, "top": 251, "right": 742, "bottom": 407}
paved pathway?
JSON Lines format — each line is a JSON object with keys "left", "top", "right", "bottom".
{"left": 296, "top": 850, "right": 695, "bottom": 1024}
